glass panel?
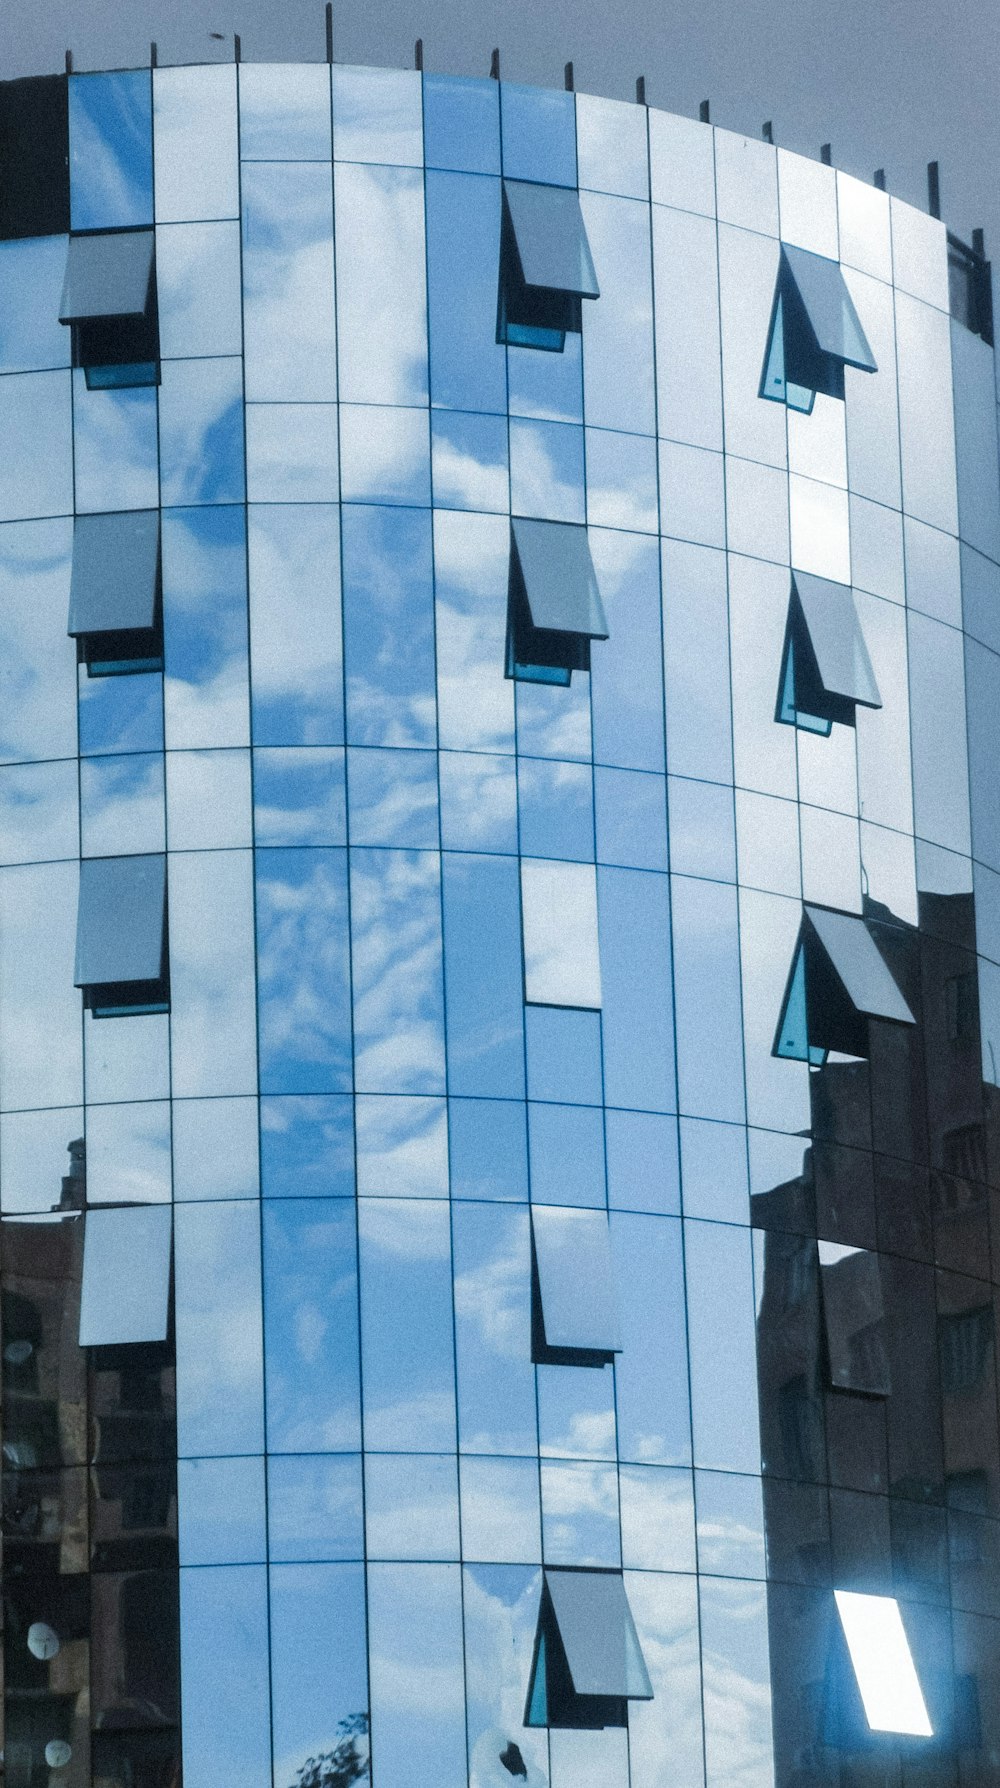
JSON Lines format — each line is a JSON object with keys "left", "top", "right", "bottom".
{"left": 680, "top": 1115, "right": 748, "bottom": 1223}
{"left": 60, "top": 228, "right": 153, "bottom": 322}
{"left": 266, "top": 1453, "right": 363, "bottom": 1561}
{"left": 684, "top": 1217, "right": 761, "bottom": 1473}
{"left": 715, "top": 130, "right": 778, "bottom": 234}
{"left": 890, "top": 196, "right": 949, "bottom": 310}
{"left": 605, "top": 1109, "right": 680, "bottom": 1215}
{"left": 177, "top": 1454, "right": 267, "bottom": 1565}
{"left": 355, "top": 1094, "right": 448, "bottom": 1197}
{"left": 173, "top": 1199, "right": 264, "bottom": 1456}
{"left": 434, "top": 510, "right": 513, "bottom": 754}
{"left": 367, "top": 1563, "right": 465, "bottom": 1787}
{"left": 541, "top": 1462, "right": 621, "bottom": 1566}
{"left": 661, "top": 539, "right": 732, "bottom": 785}
{"left": 699, "top": 1579, "right": 775, "bottom": 1778}
{"left": 260, "top": 1094, "right": 354, "bottom": 1199}
{"left": 172, "top": 1095, "right": 259, "bottom": 1201}
{"left": 79, "top": 1204, "right": 171, "bottom": 1345}
{"left": 425, "top": 169, "right": 507, "bottom": 414}
{"left": 519, "top": 756, "right": 594, "bottom": 861}
{"left": 72, "top": 372, "right": 158, "bottom": 514}
{"left": 252, "top": 746, "right": 346, "bottom": 845}
{"left": 165, "top": 748, "right": 252, "bottom": 851}
{"left": 350, "top": 847, "right": 446, "bottom": 1093}
{"left": 576, "top": 93, "right": 649, "bottom": 199}
{"left": 339, "top": 403, "right": 430, "bottom": 506}
{"left": 179, "top": 1566, "right": 271, "bottom": 1788}
{"left": 347, "top": 746, "right": 438, "bottom": 848}
{"left": 431, "top": 409, "right": 508, "bottom": 511}
{"left": 335, "top": 161, "right": 427, "bottom": 405}
{"left": 895, "top": 290, "right": 959, "bottom": 534}
{"left": 626, "top": 1570, "right": 705, "bottom": 1787}
{"left": 0, "top": 371, "right": 73, "bottom": 522}
{"left": 529, "top": 1101, "right": 606, "bottom": 1209}
{"left": 158, "top": 357, "right": 244, "bottom": 507}
{"left": 725, "top": 455, "right": 789, "bottom": 564}
{"left": 241, "top": 160, "right": 336, "bottom": 402}
{"left": 837, "top": 171, "right": 892, "bottom": 282}
{"left": 460, "top": 1460, "right": 541, "bottom": 1563}
{"left": 255, "top": 846, "right": 351, "bottom": 1094}
{"left": 69, "top": 71, "right": 153, "bottom": 230}
{"left": 598, "top": 866, "right": 674, "bottom": 1113}
{"left": 75, "top": 852, "right": 165, "bottom": 989}
{"left": 423, "top": 73, "right": 500, "bottom": 175}
{"left": 521, "top": 858, "right": 601, "bottom": 1008}
{"left": 0, "top": 759, "right": 77, "bottom": 866}
{"left": 777, "top": 149, "right": 837, "bottom": 256}
{"left": 596, "top": 767, "right": 668, "bottom": 872}
{"left": 532, "top": 1205, "right": 620, "bottom": 1353}
{"left": 452, "top": 1201, "right": 536, "bottom": 1454}
{"left": 0, "top": 236, "right": 72, "bottom": 373}
{"left": 342, "top": 504, "right": 435, "bottom": 749}
{"left": 0, "top": 861, "right": 81, "bottom": 1111}
{"left": 85, "top": 1098, "right": 170, "bottom": 1204}
{"left": 332, "top": 65, "right": 423, "bottom": 164}
{"left": 162, "top": 504, "right": 250, "bottom": 751}
{"left": 581, "top": 191, "right": 655, "bottom": 435}
{"left": 168, "top": 848, "right": 257, "bottom": 1096}
{"left": 589, "top": 528, "right": 663, "bottom": 773}
{"left": 612, "top": 1212, "right": 691, "bottom": 1464}
{"left": 358, "top": 1197, "right": 456, "bottom": 1451}
{"left": 263, "top": 1198, "right": 361, "bottom": 1452}
{"left": 504, "top": 178, "right": 599, "bottom": 295}
{"left": 906, "top": 609, "right": 970, "bottom": 857}
{"left": 510, "top": 418, "right": 586, "bottom": 522}
{"left": 365, "top": 1452, "right": 460, "bottom": 1559}
{"left": 153, "top": 65, "right": 239, "bottom": 223}
{"left": 717, "top": 224, "right": 784, "bottom": 468}
{"left": 694, "top": 1469, "right": 766, "bottom": 1578}
{"left": 269, "top": 1563, "right": 369, "bottom": 1784}
{"left": 238, "top": 62, "right": 332, "bottom": 159}
{"left": 245, "top": 401, "right": 339, "bottom": 502}
{"left": 448, "top": 1097, "right": 528, "bottom": 1201}
{"left": 586, "top": 429, "right": 657, "bottom": 532}
{"left": 70, "top": 507, "right": 158, "bottom": 637}
{"left": 649, "top": 107, "right": 715, "bottom": 213}
{"left": 500, "top": 83, "right": 576, "bottom": 186}
{"left": 248, "top": 505, "right": 343, "bottom": 747}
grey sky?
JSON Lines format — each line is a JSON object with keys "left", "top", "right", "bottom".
{"left": 3, "top": 0, "right": 999, "bottom": 251}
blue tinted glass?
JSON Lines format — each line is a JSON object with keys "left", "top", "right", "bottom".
{"left": 500, "top": 82, "right": 576, "bottom": 186}
{"left": 347, "top": 746, "right": 439, "bottom": 849}
{"left": 453, "top": 1202, "right": 536, "bottom": 1454}
{"left": 441, "top": 852, "right": 525, "bottom": 1098}
{"left": 672, "top": 875, "right": 746, "bottom": 1125}
{"left": 518, "top": 755, "right": 594, "bottom": 860}
{"left": 605, "top": 1108, "right": 681, "bottom": 1214}
{"left": 599, "top": 866, "right": 675, "bottom": 1113}
{"left": 72, "top": 375, "right": 157, "bottom": 514}
{"left": 612, "top": 1212, "right": 692, "bottom": 1465}
{"left": 431, "top": 409, "right": 509, "bottom": 512}
{"left": 260, "top": 1094, "right": 355, "bottom": 1198}
{"left": 267, "top": 1453, "right": 365, "bottom": 1561}
{"left": 590, "top": 532, "right": 665, "bottom": 774}
{"left": 525, "top": 1006, "right": 603, "bottom": 1105}
{"left": 367, "top": 1563, "right": 465, "bottom": 1786}
{"left": 161, "top": 504, "right": 249, "bottom": 749}
{"left": 177, "top": 1455, "right": 267, "bottom": 1565}
{"left": 423, "top": 73, "right": 500, "bottom": 173}
{"left": 595, "top": 767, "right": 669, "bottom": 871}
{"left": 508, "top": 327, "right": 583, "bottom": 425}
{"left": 438, "top": 751, "right": 518, "bottom": 854}
{"left": 358, "top": 1198, "right": 457, "bottom": 1451}
{"left": 529, "top": 1101, "right": 607, "bottom": 1209}
{"left": 253, "top": 747, "right": 346, "bottom": 845}
{"left": 0, "top": 238, "right": 71, "bottom": 374}
{"left": 509, "top": 416, "right": 586, "bottom": 521}
{"left": 263, "top": 1199, "right": 361, "bottom": 1452}
{"left": 448, "top": 1096, "right": 529, "bottom": 1200}
{"left": 158, "top": 358, "right": 245, "bottom": 507}
{"left": 69, "top": 71, "right": 153, "bottom": 229}
{"left": 77, "top": 666, "right": 163, "bottom": 757}
{"left": 342, "top": 505, "right": 436, "bottom": 748}
{"left": 174, "top": 1200, "right": 265, "bottom": 1457}
{"left": 180, "top": 1566, "right": 271, "bottom": 1788}
{"left": 426, "top": 170, "right": 507, "bottom": 414}
{"left": 255, "top": 847, "right": 352, "bottom": 1093}
{"left": 269, "top": 1563, "right": 369, "bottom": 1778}
{"left": 351, "top": 846, "right": 446, "bottom": 1095}
{"left": 248, "top": 506, "right": 343, "bottom": 749}
{"left": 355, "top": 1094, "right": 448, "bottom": 1197}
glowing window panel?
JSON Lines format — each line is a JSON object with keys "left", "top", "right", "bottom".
{"left": 834, "top": 1590, "right": 932, "bottom": 1737}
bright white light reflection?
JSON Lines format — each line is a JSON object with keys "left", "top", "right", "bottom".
{"left": 834, "top": 1590, "right": 933, "bottom": 1737}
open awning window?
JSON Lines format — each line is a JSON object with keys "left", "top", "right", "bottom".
{"left": 79, "top": 1204, "right": 172, "bottom": 1347}
{"left": 59, "top": 228, "right": 158, "bottom": 389}
{"left": 498, "top": 178, "right": 599, "bottom": 352}
{"left": 69, "top": 509, "right": 162, "bottom": 676}
{"left": 525, "top": 1568, "right": 652, "bottom": 1729}
{"left": 775, "top": 904, "right": 915, "bottom": 1064}
{"left": 761, "top": 243, "right": 876, "bottom": 412}
{"left": 507, "top": 517, "right": 608, "bottom": 686}
{"left": 75, "top": 853, "right": 169, "bottom": 1017}
{"left": 777, "top": 571, "right": 881, "bottom": 734}
{"left": 531, "top": 1204, "right": 620, "bottom": 1363}
{"left": 819, "top": 1241, "right": 891, "bottom": 1397}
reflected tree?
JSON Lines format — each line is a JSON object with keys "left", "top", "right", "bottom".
{"left": 291, "top": 1714, "right": 370, "bottom": 1788}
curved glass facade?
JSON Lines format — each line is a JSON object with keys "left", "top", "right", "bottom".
{"left": 1, "top": 55, "right": 999, "bottom": 1788}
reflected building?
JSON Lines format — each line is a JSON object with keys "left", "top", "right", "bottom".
{"left": 0, "top": 51, "right": 998, "bottom": 1788}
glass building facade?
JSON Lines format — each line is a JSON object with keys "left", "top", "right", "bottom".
{"left": 1, "top": 54, "right": 1000, "bottom": 1788}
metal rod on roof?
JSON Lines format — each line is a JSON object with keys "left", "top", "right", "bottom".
{"left": 762, "top": 121, "right": 773, "bottom": 143}
{"left": 414, "top": 38, "right": 423, "bottom": 71}
{"left": 927, "top": 160, "right": 941, "bottom": 219}
{"left": 820, "top": 142, "right": 832, "bottom": 165}
{"left": 325, "top": 3, "right": 334, "bottom": 64}
{"left": 635, "top": 75, "right": 646, "bottom": 105}
{"left": 234, "top": 34, "right": 242, "bottom": 62}
{"left": 150, "top": 41, "right": 158, "bottom": 67}
{"left": 699, "top": 99, "right": 710, "bottom": 123}
{"left": 873, "top": 168, "right": 886, "bottom": 190}
{"left": 65, "top": 49, "right": 73, "bottom": 74}
{"left": 973, "top": 227, "right": 986, "bottom": 258}
{"left": 490, "top": 48, "right": 500, "bottom": 80}
{"left": 564, "top": 62, "right": 574, "bottom": 92}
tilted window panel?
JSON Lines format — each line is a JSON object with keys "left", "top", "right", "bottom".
{"left": 777, "top": 571, "right": 881, "bottom": 734}
{"left": 818, "top": 1241, "right": 891, "bottom": 1396}
{"left": 79, "top": 1204, "right": 172, "bottom": 1347}
{"left": 499, "top": 178, "right": 599, "bottom": 352}
{"left": 520, "top": 858, "right": 602, "bottom": 1009}
{"left": 531, "top": 1204, "right": 621, "bottom": 1362}
{"left": 75, "top": 853, "right": 169, "bottom": 1016}
{"left": 833, "top": 1591, "right": 933, "bottom": 1738}
{"left": 68, "top": 509, "right": 162, "bottom": 675}
{"left": 59, "top": 227, "right": 158, "bottom": 388}
{"left": 774, "top": 904, "right": 915, "bottom": 1063}
{"left": 761, "top": 243, "right": 876, "bottom": 411}
{"left": 526, "top": 1568, "right": 652, "bottom": 1729}
{"left": 507, "top": 517, "right": 608, "bottom": 686}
